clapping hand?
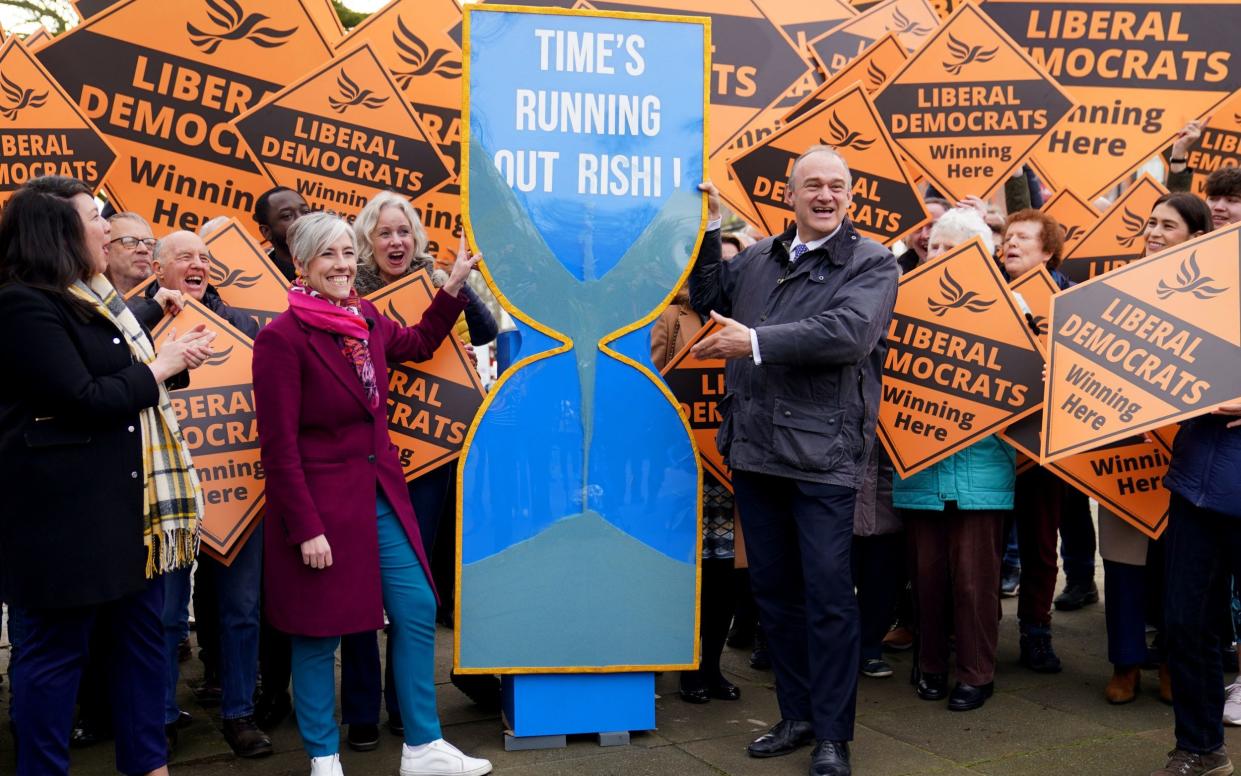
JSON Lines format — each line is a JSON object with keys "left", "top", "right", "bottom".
{"left": 150, "top": 324, "right": 216, "bottom": 381}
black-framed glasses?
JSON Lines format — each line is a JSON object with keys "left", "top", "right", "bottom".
{"left": 109, "top": 236, "right": 157, "bottom": 250}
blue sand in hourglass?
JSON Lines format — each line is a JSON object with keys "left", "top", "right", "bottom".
{"left": 458, "top": 138, "right": 702, "bottom": 669}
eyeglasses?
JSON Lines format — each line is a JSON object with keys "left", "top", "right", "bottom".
{"left": 110, "top": 236, "right": 157, "bottom": 250}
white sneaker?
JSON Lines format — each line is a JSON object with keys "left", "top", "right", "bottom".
{"left": 310, "top": 753, "right": 344, "bottom": 776}
{"left": 400, "top": 739, "right": 492, "bottom": 776}
{"left": 1224, "top": 680, "right": 1241, "bottom": 726}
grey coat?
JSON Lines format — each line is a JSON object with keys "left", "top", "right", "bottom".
{"left": 689, "top": 221, "right": 898, "bottom": 489}
{"left": 853, "top": 445, "right": 901, "bottom": 537}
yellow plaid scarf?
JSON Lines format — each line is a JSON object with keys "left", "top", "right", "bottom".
{"left": 68, "top": 275, "right": 203, "bottom": 577}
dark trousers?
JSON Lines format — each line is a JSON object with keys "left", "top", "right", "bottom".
{"left": 1103, "top": 559, "right": 1147, "bottom": 666}
{"left": 259, "top": 602, "right": 292, "bottom": 702}
{"left": 1013, "top": 469, "right": 1062, "bottom": 631}
{"left": 12, "top": 577, "right": 166, "bottom": 776}
{"left": 852, "top": 533, "right": 905, "bottom": 661}
{"left": 75, "top": 612, "right": 115, "bottom": 733}
{"left": 194, "top": 554, "right": 221, "bottom": 684}
{"left": 906, "top": 505, "right": 1005, "bottom": 685}
{"left": 681, "top": 557, "right": 736, "bottom": 690}
{"left": 733, "top": 470, "right": 859, "bottom": 741}
{"left": 1059, "top": 487, "right": 1097, "bottom": 585}
{"left": 338, "top": 469, "right": 454, "bottom": 724}
{"left": 1164, "top": 494, "right": 1241, "bottom": 754}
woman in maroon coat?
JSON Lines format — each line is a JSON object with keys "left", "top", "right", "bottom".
{"left": 252, "top": 213, "right": 491, "bottom": 776}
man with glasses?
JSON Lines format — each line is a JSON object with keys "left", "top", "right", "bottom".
{"left": 104, "top": 212, "right": 157, "bottom": 296}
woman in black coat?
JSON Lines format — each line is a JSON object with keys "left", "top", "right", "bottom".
{"left": 0, "top": 176, "right": 215, "bottom": 776}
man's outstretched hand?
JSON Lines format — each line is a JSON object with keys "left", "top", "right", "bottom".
{"left": 692, "top": 310, "right": 752, "bottom": 360}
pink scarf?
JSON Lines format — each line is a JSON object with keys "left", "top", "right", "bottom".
{"left": 288, "top": 280, "right": 379, "bottom": 408}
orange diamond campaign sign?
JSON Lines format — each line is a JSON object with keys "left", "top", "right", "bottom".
{"left": 153, "top": 299, "right": 263, "bottom": 565}
{"left": 730, "top": 81, "right": 928, "bottom": 245}
{"left": 753, "top": 0, "right": 856, "bottom": 56}
{"left": 1188, "top": 90, "right": 1241, "bottom": 198}
{"left": 808, "top": 0, "right": 939, "bottom": 77}
{"left": 0, "top": 37, "right": 117, "bottom": 208}
{"left": 784, "top": 32, "right": 908, "bottom": 123}
{"left": 661, "top": 320, "right": 731, "bottom": 491}
{"left": 872, "top": 3, "right": 1075, "bottom": 202}
{"left": 73, "top": 0, "right": 345, "bottom": 42}
{"left": 21, "top": 26, "right": 52, "bottom": 52}
{"left": 201, "top": 217, "right": 290, "bottom": 330}
{"left": 365, "top": 271, "right": 485, "bottom": 481}
{"left": 337, "top": 0, "right": 465, "bottom": 260}
{"left": 1043, "top": 221, "right": 1241, "bottom": 462}
{"left": 1058, "top": 173, "right": 1166, "bottom": 284}
{"left": 1041, "top": 188, "right": 1100, "bottom": 254}
{"left": 985, "top": 0, "right": 1241, "bottom": 200}
{"left": 1046, "top": 428, "right": 1177, "bottom": 540}
{"left": 234, "top": 42, "right": 453, "bottom": 221}
{"left": 38, "top": 0, "right": 337, "bottom": 233}
{"left": 879, "top": 237, "right": 1046, "bottom": 477}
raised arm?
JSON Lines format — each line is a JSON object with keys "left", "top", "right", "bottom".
{"left": 688, "top": 182, "right": 730, "bottom": 318}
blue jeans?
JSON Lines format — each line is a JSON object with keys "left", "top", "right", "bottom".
{"left": 339, "top": 470, "right": 454, "bottom": 725}
{"left": 162, "top": 530, "right": 263, "bottom": 723}
{"left": 291, "top": 493, "right": 441, "bottom": 757}
{"left": 13, "top": 577, "right": 166, "bottom": 776}
{"left": 1002, "top": 522, "right": 1020, "bottom": 571}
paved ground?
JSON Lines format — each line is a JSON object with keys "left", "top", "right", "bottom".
{"left": 3, "top": 577, "right": 1238, "bottom": 776}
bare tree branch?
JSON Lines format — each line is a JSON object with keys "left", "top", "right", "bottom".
{"left": 2, "top": 0, "right": 77, "bottom": 35}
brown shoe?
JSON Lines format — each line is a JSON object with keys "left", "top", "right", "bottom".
{"left": 1160, "top": 663, "right": 1174, "bottom": 705}
{"left": 222, "top": 716, "right": 273, "bottom": 758}
{"left": 1150, "top": 747, "right": 1234, "bottom": 775}
{"left": 883, "top": 625, "right": 914, "bottom": 651}
{"left": 1106, "top": 665, "right": 1140, "bottom": 704}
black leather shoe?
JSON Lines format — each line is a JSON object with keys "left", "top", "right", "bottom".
{"left": 948, "top": 681, "right": 994, "bottom": 711}
{"left": 916, "top": 672, "right": 948, "bottom": 701}
{"left": 747, "top": 719, "right": 816, "bottom": 758}
{"left": 222, "top": 716, "right": 273, "bottom": 758}
{"left": 1053, "top": 580, "right": 1099, "bottom": 611}
{"left": 254, "top": 691, "right": 292, "bottom": 732}
{"left": 810, "top": 740, "right": 851, "bottom": 776}
{"left": 709, "top": 679, "right": 741, "bottom": 701}
{"left": 346, "top": 722, "right": 380, "bottom": 752}
{"left": 450, "top": 671, "right": 503, "bottom": 712}
{"left": 679, "top": 686, "right": 710, "bottom": 704}
{"left": 388, "top": 713, "right": 405, "bottom": 736}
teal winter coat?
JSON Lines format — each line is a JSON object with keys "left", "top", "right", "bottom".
{"left": 892, "top": 436, "right": 1016, "bottom": 511}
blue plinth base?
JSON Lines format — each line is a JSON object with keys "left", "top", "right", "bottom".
{"left": 502, "top": 673, "right": 655, "bottom": 738}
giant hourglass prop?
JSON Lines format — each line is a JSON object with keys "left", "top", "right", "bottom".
{"left": 455, "top": 5, "right": 709, "bottom": 741}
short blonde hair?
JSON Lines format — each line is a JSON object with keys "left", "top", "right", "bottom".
{"left": 354, "top": 191, "right": 431, "bottom": 272}
{"left": 288, "top": 212, "right": 354, "bottom": 272}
